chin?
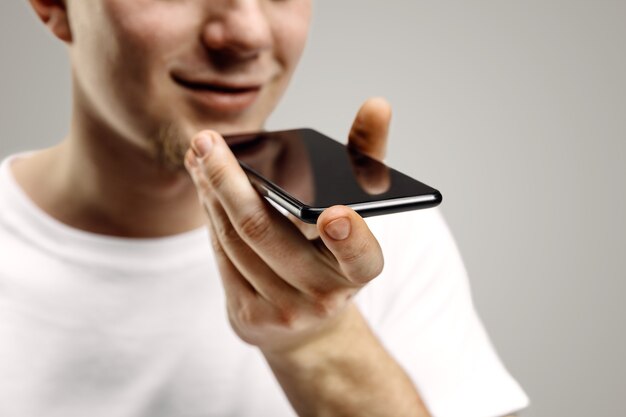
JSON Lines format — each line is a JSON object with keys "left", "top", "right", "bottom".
{"left": 148, "top": 116, "right": 266, "bottom": 172}
{"left": 150, "top": 122, "right": 193, "bottom": 173}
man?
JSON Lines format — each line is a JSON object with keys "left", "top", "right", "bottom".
{"left": 0, "top": 1, "right": 528, "bottom": 416}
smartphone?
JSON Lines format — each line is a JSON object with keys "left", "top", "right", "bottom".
{"left": 224, "top": 128, "right": 442, "bottom": 224}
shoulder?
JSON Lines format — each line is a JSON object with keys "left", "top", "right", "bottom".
{"left": 366, "top": 207, "right": 460, "bottom": 275}
{"left": 358, "top": 210, "right": 530, "bottom": 417}
{"left": 360, "top": 208, "right": 469, "bottom": 318}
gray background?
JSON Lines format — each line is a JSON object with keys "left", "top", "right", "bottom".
{"left": 2, "top": 1, "right": 625, "bottom": 416}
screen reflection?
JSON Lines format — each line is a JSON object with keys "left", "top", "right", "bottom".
{"left": 227, "top": 130, "right": 392, "bottom": 207}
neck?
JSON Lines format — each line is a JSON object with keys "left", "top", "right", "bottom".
{"left": 12, "top": 100, "right": 206, "bottom": 239}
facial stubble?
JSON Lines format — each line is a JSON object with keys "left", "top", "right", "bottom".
{"left": 151, "top": 122, "right": 192, "bottom": 172}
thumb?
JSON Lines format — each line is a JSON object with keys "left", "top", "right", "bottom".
{"left": 317, "top": 206, "right": 384, "bottom": 285}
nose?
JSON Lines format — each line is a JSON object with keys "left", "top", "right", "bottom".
{"left": 202, "top": 0, "right": 272, "bottom": 59}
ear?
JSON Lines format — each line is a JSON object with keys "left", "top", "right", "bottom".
{"left": 29, "top": 0, "right": 72, "bottom": 43}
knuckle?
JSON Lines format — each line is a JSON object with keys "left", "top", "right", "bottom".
{"left": 204, "top": 161, "right": 229, "bottom": 189}
{"left": 275, "top": 306, "right": 299, "bottom": 329}
{"left": 340, "top": 238, "right": 370, "bottom": 266}
{"left": 340, "top": 239, "right": 384, "bottom": 283}
{"left": 215, "top": 218, "right": 243, "bottom": 246}
{"left": 309, "top": 292, "right": 341, "bottom": 319}
{"left": 350, "top": 122, "right": 370, "bottom": 145}
{"left": 310, "top": 287, "right": 346, "bottom": 319}
{"left": 238, "top": 209, "right": 271, "bottom": 243}
{"left": 233, "top": 300, "right": 261, "bottom": 328}
{"left": 208, "top": 230, "right": 226, "bottom": 255}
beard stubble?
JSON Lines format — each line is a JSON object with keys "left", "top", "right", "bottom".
{"left": 151, "top": 122, "right": 192, "bottom": 173}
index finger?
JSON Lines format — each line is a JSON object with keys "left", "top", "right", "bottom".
{"left": 190, "top": 130, "right": 339, "bottom": 287}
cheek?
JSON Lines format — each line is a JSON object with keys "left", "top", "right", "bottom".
{"left": 75, "top": 1, "right": 201, "bottom": 131}
{"left": 269, "top": 2, "right": 312, "bottom": 69}
{"left": 101, "top": 1, "right": 196, "bottom": 80}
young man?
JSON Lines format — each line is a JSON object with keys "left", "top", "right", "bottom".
{"left": 0, "top": 1, "right": 528, "bottom": 416}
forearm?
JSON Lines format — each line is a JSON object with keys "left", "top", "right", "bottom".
{"left": 263, "top": 304, "right": 431, "bottom": 417}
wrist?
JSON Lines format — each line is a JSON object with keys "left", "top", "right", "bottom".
{"left": 261, "top": 303, "right": 365, "bottom": 369}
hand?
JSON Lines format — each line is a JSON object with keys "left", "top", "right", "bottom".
{"left": 184, "top": 98, "right": 392, "bottom": 354}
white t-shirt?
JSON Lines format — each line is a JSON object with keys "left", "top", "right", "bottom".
{"left": 0, "top": 154, "right": 529, "bottom": 417}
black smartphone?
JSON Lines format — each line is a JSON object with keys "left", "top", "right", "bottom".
{"left": 225, "top": 128, "right": 442, "bottom": 224}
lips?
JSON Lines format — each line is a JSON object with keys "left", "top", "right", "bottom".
{"left": 172, "top": 73, "right": 262, "bottom": 114}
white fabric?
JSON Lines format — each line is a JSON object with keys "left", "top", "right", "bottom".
{"left": 0, "top": 154, "right": 529, "bottom": 417}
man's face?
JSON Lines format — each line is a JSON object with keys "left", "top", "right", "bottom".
{"left": 66, "top": 0, "right": 311, "bottom": 168}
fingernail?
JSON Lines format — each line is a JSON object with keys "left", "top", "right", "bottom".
{"left": 325, "top": 217, "right": 351, "bottom": 241}
{"left": 192, "top": 133, "right": 213, "bottom": 157}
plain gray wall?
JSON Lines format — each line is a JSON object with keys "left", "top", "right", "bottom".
{"left": 2, "top": 1, "right": 625, "bottom": 416}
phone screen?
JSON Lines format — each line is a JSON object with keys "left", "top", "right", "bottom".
{"left": 226, "top": 128, "right": 441, "bottom": 221}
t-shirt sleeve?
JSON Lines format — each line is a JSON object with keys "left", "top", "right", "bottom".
{"left": 357, "top": 209, "right": 529, "bottom": 417}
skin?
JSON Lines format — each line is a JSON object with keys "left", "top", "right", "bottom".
{"left": 20, "top": 1, "right": 516, "bottom": 416}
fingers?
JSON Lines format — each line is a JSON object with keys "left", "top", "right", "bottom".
{"left": 189, "top": 130, "right": 306, "bottom": 252}
{"left": 185, "top": 130, "right": 338, "bottom": 294}
{"left": 186, "top": 130, "right": 383, "bottom": 303}
{"left": 205, "top": 230, "right": 301, "bottom": 345}
{"left": 348, "top": 97, "right": 392, "bottom": 161}
{"left": 202, "top": 184, "right": 304, "bottom": 307}
{"left": 317, "top": 206, "right": 384, "bottom": 284}
{"left": 184, "top": 140, "right": 302, "bottom": 303}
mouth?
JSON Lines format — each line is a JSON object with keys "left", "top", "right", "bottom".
{"left": 171, "top": 74, "right": 262, "bottom": 114}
